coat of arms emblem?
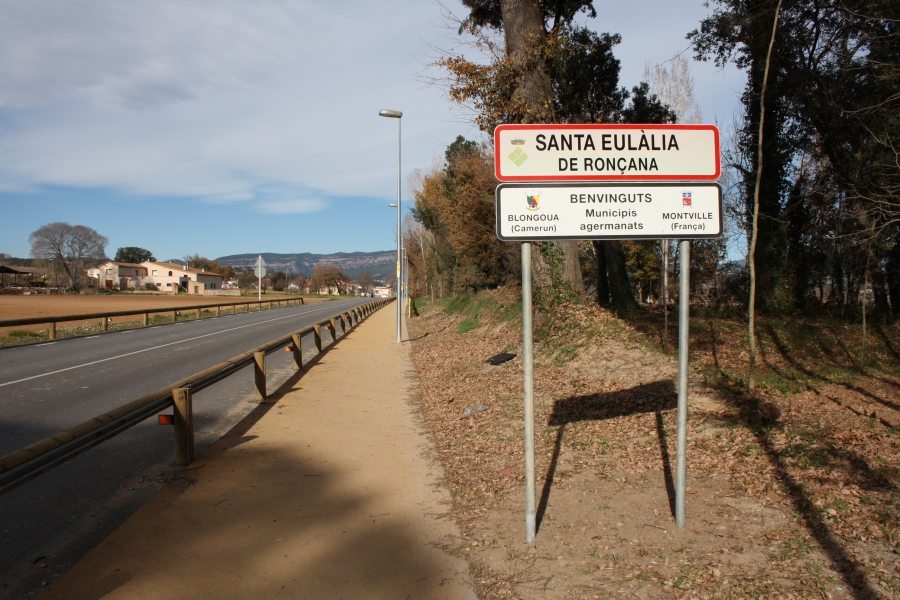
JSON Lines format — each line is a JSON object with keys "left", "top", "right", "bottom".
{"left": 526, "top": 194, "right": 540, "bottom": 211}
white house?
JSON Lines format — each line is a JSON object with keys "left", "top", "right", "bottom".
{"left": 87, "top": 261, "right": 224, "bottom": 294}
{"left": 373, "top": 286, "right": 394, "bottom": 298}
{"left": 86, "top": 262, "right": 149, "bottom": 290}
{"left": 143, "top": 262, "right": 224, "bottom": 294}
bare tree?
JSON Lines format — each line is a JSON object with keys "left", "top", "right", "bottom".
{"left": 643, "top": 54, "right": 703, "bottom": 125}
{"left": 356, "top": 272, "right": 375, "bottom": 296}
{"left": 29, "top": 222, "right": 108, "bottom": 290}
{"left": 748, "top": 0, "right": 783, "bottom": 391}
{"left": 310, "top": 265, "right": 345, "bottom": 295}
{"left": 644, "top": 53, "right": 703, "bottom": 344}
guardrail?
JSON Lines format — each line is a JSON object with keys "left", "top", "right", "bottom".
{"left": 0, "top": 297, "right": 314, "bottom": 340}
{"left": 0, "top": 298, "right": 393, "bottom": 496}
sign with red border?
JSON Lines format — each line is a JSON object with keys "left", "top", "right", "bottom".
{"left": 494, "top": 124, "right": 720, "bottom": 182}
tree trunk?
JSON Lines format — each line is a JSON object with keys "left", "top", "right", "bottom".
{"left": 561, "top": 241, "right": 584, "bottom": 296}
{"left": 593, "top": 241, "right": 610, "bottom": 307}
{"left": 500, "top": 0, "right": 583, "bottom": 296}
{"left": 873, "top": 261, "right": 893, "bottom": 324}
{"left": 605, "top": 240, "right": 639, "bottom": 312}
{"left": 663, "top": 241, "right": 669, "bottom": 351}
{"left": 500, "top": 0, "right": 553, "bottom": 121}
{"left": 748, "top": 0, "right": 782, "bottom": 392}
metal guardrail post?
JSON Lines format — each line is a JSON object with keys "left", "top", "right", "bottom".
{"left": 173, "top": 388, "right": 194, "bottom": 465}
{"left": 49, "top": 322, "right": 56, "bottom": 339}
{"left": 254, "top": 351, "right": 266, "bottom": 400}
{"left": 313, "top": 325, "right": 322, "bottom": 352}
{"left": 291, "top": 333, "right": 302, "bottom": 369}
{"left": 329, "top": 318, "right": 338, "bottom": 342}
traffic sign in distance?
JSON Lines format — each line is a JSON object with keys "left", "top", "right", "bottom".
{"left": 254, "top": 256, "right": 267, "bottom": 278}
{"left": 494, "top": 124, "right": 720, "bottom": 182}
{"left": 495, "top": 182, "right": 722, "bottom": 241}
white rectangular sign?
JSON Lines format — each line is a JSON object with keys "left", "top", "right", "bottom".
{"left": 494, "top": 124, "right": 720, "bottom": 182}
{"left": 496, "top": 183, "right": 722, "bottom": 241}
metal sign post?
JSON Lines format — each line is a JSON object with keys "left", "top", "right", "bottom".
{"left": 521, "top": 242, "right": 536, "bottom": 542}
{"left": 676, "top": 240, "right": 690, "bottom": 527}
{"left": 254, "top": 255, "right": 266, "bottom": 301}
{"left": 495, "top": 125, "right": 721, "bottom": 541}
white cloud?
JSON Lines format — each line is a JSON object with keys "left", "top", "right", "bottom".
{"left": 0, "top": 0, "right": 742, "bottom": 211}
{"left": 254, "top": 198, "right": 327, "bottom": 214}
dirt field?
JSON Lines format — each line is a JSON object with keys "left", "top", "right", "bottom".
{"left": 0, "top": 294, "right": 333, "bottom": 338}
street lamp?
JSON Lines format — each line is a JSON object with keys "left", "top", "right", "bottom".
{"left": 379, "top": 108, "right": 402, "bottom": 343}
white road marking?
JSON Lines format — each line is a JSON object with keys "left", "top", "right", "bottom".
{"left": 36, "top": 342, "right": 57, "bottom": 346}
{"left": 0, "top": 301, "right": 358, "bottom": 388}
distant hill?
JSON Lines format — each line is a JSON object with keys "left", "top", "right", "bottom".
{"left": 215, "top": 251, "right": 395, "bottom": 280}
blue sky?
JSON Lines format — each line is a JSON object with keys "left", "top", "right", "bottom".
{"left": 0, "top": 0, "right": 743, "bottom": 261}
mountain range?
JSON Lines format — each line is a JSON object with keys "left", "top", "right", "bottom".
{"left": 214, "top": 251, "right": 395, "bottom": 280}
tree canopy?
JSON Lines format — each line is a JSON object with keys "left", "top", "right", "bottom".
{"left": 114, "top": 247, "right": 155, "bottom": 263}
{"left": 29, "top": 222, "right": 107, "bottom": 289}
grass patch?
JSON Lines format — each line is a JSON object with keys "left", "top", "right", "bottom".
{"left": 457, "top": 319, "right": 479, "bottom": 334}
{"left": 9, "top": 330, "right": 40, "bottom": 338}
{"left": 430, "top": 292, "right": 523, "bottom": 335}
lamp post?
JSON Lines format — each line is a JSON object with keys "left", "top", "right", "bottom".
{"left": 379, "top": 108, "right": 402, "bottom": 342}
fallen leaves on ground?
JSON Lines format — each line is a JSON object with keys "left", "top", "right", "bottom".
{"left": 408, "top": 288, "right": 900, "bottom": 599}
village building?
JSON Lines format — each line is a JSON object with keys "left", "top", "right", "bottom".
{"left": 87, "top": 261, "right": 225, "bottom": 294}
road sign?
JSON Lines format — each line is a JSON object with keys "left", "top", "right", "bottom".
{"left": 496, "top": 182, "right": 722, "bottom": 241}
{"left": 253, "top": 256, "right": 267, "bottom": 279}
{"left": 494, "top": 124, "right": 720, "bottom": 182}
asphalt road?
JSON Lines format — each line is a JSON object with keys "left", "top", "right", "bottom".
{"left": 0, "top": 297, "right": 373, "bottom": 598}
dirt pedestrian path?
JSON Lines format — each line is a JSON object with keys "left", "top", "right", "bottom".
{"left": 41, "top": 306, "right": 473, "bottom": 600}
